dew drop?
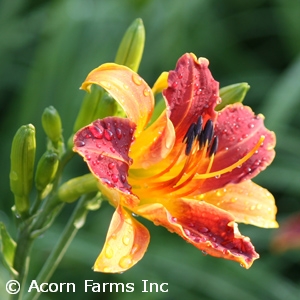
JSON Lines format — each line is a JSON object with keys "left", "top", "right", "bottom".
{"left": 116, "top": 128, "right": 122, "bottom": 139}
{"left": 120, "top": 174, "right": 126, "bottom": 183}
{"left": 119, "top": 255, "right": 133, "bottom": 269}
{"left": 86, "top": 155, "right": 91, "bottom": 161}
{"left": 215, "top": 174, "right": 221, "bottom": 179}
{"left": 143, "top": 88, "right": 150, "bottom": 97}
{"left": 111, "top": 174, "right": 119, "bottom": 183}
{"left": 248, "top": 123, "right": 255, "bottom": 129}
{"left": 132, "top": 212, "right": 139, "bottom": 217}
{"left": 202, "top": 250, "right": 207, "bottom": 256}
{"left": 172, "top": 81, "right": 178, "bottom": 88}
{"left": 199, "top": 227, "right": 209, "bottom": 233}
{"left": 108, "top": 162, "right": 115, "bottom": 169}
{"left": 89, "top": 125, "right": 103, "bottom": 139}
{"left": 171, "top": 217, "right": 177, "bottom": 223}
{"left": 122, "top": 235, "right": 130, "bottom": 246}
{"left": 104, "top": 129, "right": 113, "bottom": 141}
{"left": 131, "top": 244, "right": 140, "bottom": 254}
{"left": 123, "top": 84, "right": 129, "bottom": 90}
{"left": 105, "top": 245, "right": 114, "bottom": 259}
{"left": 75, "top": 140, "right": 85, "bottom": 147}
{"left": 132, "top": 74, "right": 142, "bottom": 85}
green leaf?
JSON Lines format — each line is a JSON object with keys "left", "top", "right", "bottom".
{"left": 0, "top": 222, "right": 18, "bottom": 277}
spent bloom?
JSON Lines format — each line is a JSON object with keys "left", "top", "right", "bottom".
{"left": 73, "top": 53, "right": 277, "bottom": 273}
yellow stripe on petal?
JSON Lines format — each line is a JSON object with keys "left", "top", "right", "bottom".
{"left": 198, "top": 180, "right": 278, "bottom": 228}
{"left": 94, "top": 205, "right": 150, "bottom": 273}
{"left": 81, "top": 63, "right": 154, "bottom": 137}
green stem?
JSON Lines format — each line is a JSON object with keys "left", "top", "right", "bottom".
{"left": 24, "top": 195, "right": 95, "bottom": 300}
{"left": 10, "top": 149, "right": 75, "bottom": 300}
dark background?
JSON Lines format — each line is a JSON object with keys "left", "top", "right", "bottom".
{"left": 1, "top": 0, "right": 300, "bottom": 299}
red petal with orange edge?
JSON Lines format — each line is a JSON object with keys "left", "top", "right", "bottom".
{"left": 94, "top": 205, "right": 150, "bottom": 273}
{"left": 163, "top": 53, "right": 219, "bottom": 142}
{"left": 136, "top": 198, "right": 259, "bottom": 268}
{"left": 199, "top": 180, "right": 278, "bottom": 228}
{"left": 73, "top": 117, "right": 135, "bottom": 194}
{"left": 194, "top": 103, "right": 276, "bottom": 193}
{"left": 81, "top": 63, "right": 154, "bottom": 137}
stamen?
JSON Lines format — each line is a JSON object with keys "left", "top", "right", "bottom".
{"left": 183, "top": 123, "right": 196, "bottom": 143}
{"left": 199, "top": 119, "right": 214, "bottom": 149}
{"left": 194, "top": 116, "right": 203, "bottom": 136}
{"left": 194, "top": 136, "right": 265, "bottom": 179}
{"left": 208, "top": 136, "right": 219, "bottom": 157}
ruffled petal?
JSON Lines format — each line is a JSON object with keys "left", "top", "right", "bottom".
{"left": 163, "top": 53, "right": 220, "bottom": 143}
{"left": 193, "top": 103, "right": 276, "bottom": 193}
{"left": 135, "top": 197, "right": 259, "bottom": 268}
{"left": 81, "top": 63, "right": 154, "bottom": 137}
{"left": 94, "top": 205, "right": 150, "bottom": 273}
{"left": 197, "top": 180, "right": 278, "bottom": 228}
{"left": 73, "top": 117, "right": 139, "bottom": 208}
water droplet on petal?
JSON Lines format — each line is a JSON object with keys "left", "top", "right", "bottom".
{"left": 116, "top": 128, "right": 122, "bottom": 139}
{"left": 105, "top": 245, "right": 114, "bottom": 259}
{"left": 122, "top": 235, "right": 130, "bottom": 246}
{"left": 143, "top": 88, "right": 150, "bottom": 97}
{"left": 119, "top": 255, "right": 133, "bottom": 269}
{"left": 89, "top": 125, "right": 103, "bottom": 139}
{"left": 248, "top": 123, "right": 255, "bottom": 129}
{"left": 75, "top": 140, "right": 85, "bottom": 147}
{"left": 111, "top": 174, "right": 119, "bottom": 183}
{"left": 104, "top": 129, "right": 113, "bottom": 141}
{"left": 202, "top": 250, "right": 207, "bottom": 256}
{"left": 108, "top": 162, "right": 115, "bottom": 169}
{"left": 132, "top": 74, "right": 142, "bottom": 85}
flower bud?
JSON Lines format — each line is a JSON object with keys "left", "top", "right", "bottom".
{"left": 217, "top": 82, "right": 250, "bottom": 110}
{"left": 35, "top": 150, "right": 59, "bottom": 193}
{"left": 58, "top": 174, "right": 98, "bottom": 203}
{"left": 115, "top": 18, "right": 145, "bottom": 72}
{"left": 42, "top": 106, "right": 62, "bottom": 143}
{"left": 10, "top": 124, "right": 36, "bottom": 215}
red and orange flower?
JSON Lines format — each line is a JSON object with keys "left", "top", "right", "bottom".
{"left": 73, "top": 53, "right": 277, "bottom": 273}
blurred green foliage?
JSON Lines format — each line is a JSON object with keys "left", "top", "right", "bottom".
{"left": 1, "top": 0, "right": 300, "bottom": 299}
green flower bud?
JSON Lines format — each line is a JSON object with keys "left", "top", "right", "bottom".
{"left": 42, "top": 106, "right": 62, "bottom": 143}
{"left": 35, "top": 150, "right": 59, "bottom": 193}
{"left": 58, "top": 174, "right": 98, "bottom": 203}
{"left": 115, "top": 18, "right": 145, "bottom": 72}
{"left": 217, "top": 82, "right": 250, "bottom": 110}
{"left": 10, "top": 124, "right": 36, "bottom": 215}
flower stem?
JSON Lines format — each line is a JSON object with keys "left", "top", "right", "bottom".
{"left": 24, "top": 194, "right": 98, "bottom": 300}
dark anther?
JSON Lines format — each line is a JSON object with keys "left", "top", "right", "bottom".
{"left": 208, "top": 136, "right": 219, "bottom": 157}
{"left": 194, "top": 116, "right": 203, "bottom": 136}
{"left": 198, "top": 119, "right": 214, "bottom": 149}
{"left": 183, "top": 123, "right": 196, "bottom": 143}
{"left": 185, "top": 124, "right": 196, "bottom": 155}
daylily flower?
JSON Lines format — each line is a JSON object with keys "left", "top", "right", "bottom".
{"left": 73, "top": 53, "right": 277, "bottom": 273}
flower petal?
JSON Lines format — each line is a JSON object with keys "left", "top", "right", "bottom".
{"left": 194, "top": 103, "right": 276, "bottom": 193}
{"left": 94, "top": 205, "right": 150, "bottom": 273}
{"left": 197, "top": 180, "right": 278, "bottom": 228}
{"left": 271, "top": 212, "right": 300, "bottom": 252}
{"left": 73, "top": 117, "right": 139, "bottom": 208}
{"left": 130, "top": 112, "right": 175, "bottom": 169}
{"left": 135, "top": 197, "right": 259, "bottom": 268}
{"left": 81, "top": 63, "right": 154, "bottom": 137}
{"left": 163, "top": 53, "right": 220, "bottom": 142}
